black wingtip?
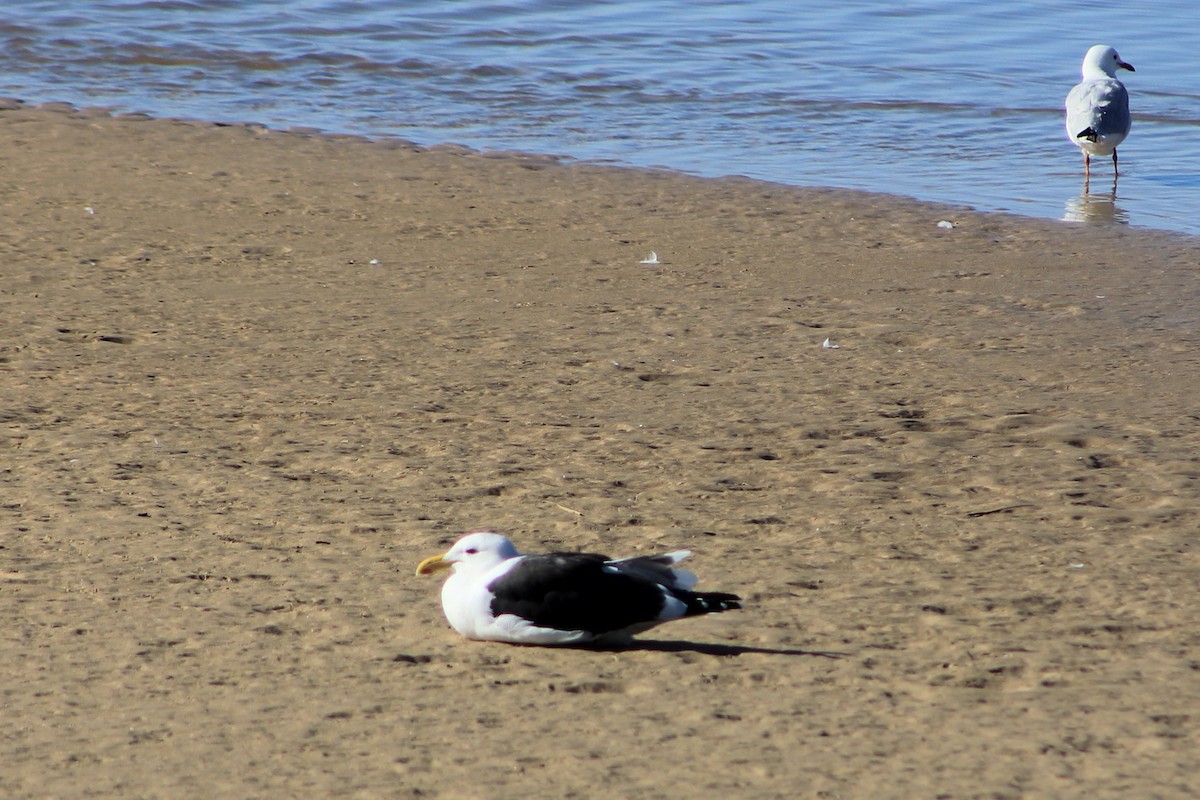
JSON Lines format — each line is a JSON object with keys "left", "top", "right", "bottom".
{"left": 685, "top": 591, "right": 742, "bottom": 615}
{"left": 1076, "top": 127, "right": 1100, "bottom": 143}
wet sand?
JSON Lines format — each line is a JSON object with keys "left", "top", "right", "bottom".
{"left": 2, "top": 102, "right": 1198, "bottom": 798}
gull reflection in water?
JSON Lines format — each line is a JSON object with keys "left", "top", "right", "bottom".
{"left": 1063, "top": 176, "right": 1129, "bottom": 225}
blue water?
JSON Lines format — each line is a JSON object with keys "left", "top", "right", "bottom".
{"left": 3, "top": 1, "right": 1199, "bottom": 235}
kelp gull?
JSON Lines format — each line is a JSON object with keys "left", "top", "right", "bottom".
{"left": 415, "top": 531, "right": 742, "bottom": 645}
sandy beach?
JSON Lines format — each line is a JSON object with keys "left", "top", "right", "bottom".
{"left": 2, "top": 102, "right": 1198, "bottom": 798}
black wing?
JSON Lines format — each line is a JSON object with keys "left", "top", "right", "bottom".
{"left": 487, "top": 553, "right": 668, "bottom": 635}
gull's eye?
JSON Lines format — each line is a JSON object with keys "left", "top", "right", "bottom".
{"left": 465, "top": 548, "right": 478, "bottom": 555}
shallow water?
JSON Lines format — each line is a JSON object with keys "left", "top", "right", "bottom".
{"left": 3, "top": 1, "right": 1199, "bottom": 235}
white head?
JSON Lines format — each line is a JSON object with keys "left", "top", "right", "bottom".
{"left": 415, "top": 531, "right": 520, "bottom": 578}
{"left": 1081, "top": 45, "right": 1134, "bottom": 80}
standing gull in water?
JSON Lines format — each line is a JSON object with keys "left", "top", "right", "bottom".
{"left": 1065, "top": 45, "right": 1134, "bottom": 178}
{"left": 416, "top": 531, "right": 741, "bottom": 646}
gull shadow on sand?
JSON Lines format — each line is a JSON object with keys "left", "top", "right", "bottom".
{"left": 598, "top": 639, "right": 849, "bottom": 658}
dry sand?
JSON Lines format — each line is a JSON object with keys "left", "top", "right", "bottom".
{"left": 2, "top": 102, "right": 1198, "bottom": 798}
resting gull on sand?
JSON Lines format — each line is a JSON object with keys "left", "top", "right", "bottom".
{"left": 416, "top": 531, "right": 742, "bottom": 646}
{"left": 1065, "top": 44, "right": 1134, "bottom": 177}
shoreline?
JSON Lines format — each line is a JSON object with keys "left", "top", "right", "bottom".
{"left": 5, "top": 95, "right": 1195, "bottom": 243}
{"left": 3, "top": 100, "right": 1198, "bottom": 798}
